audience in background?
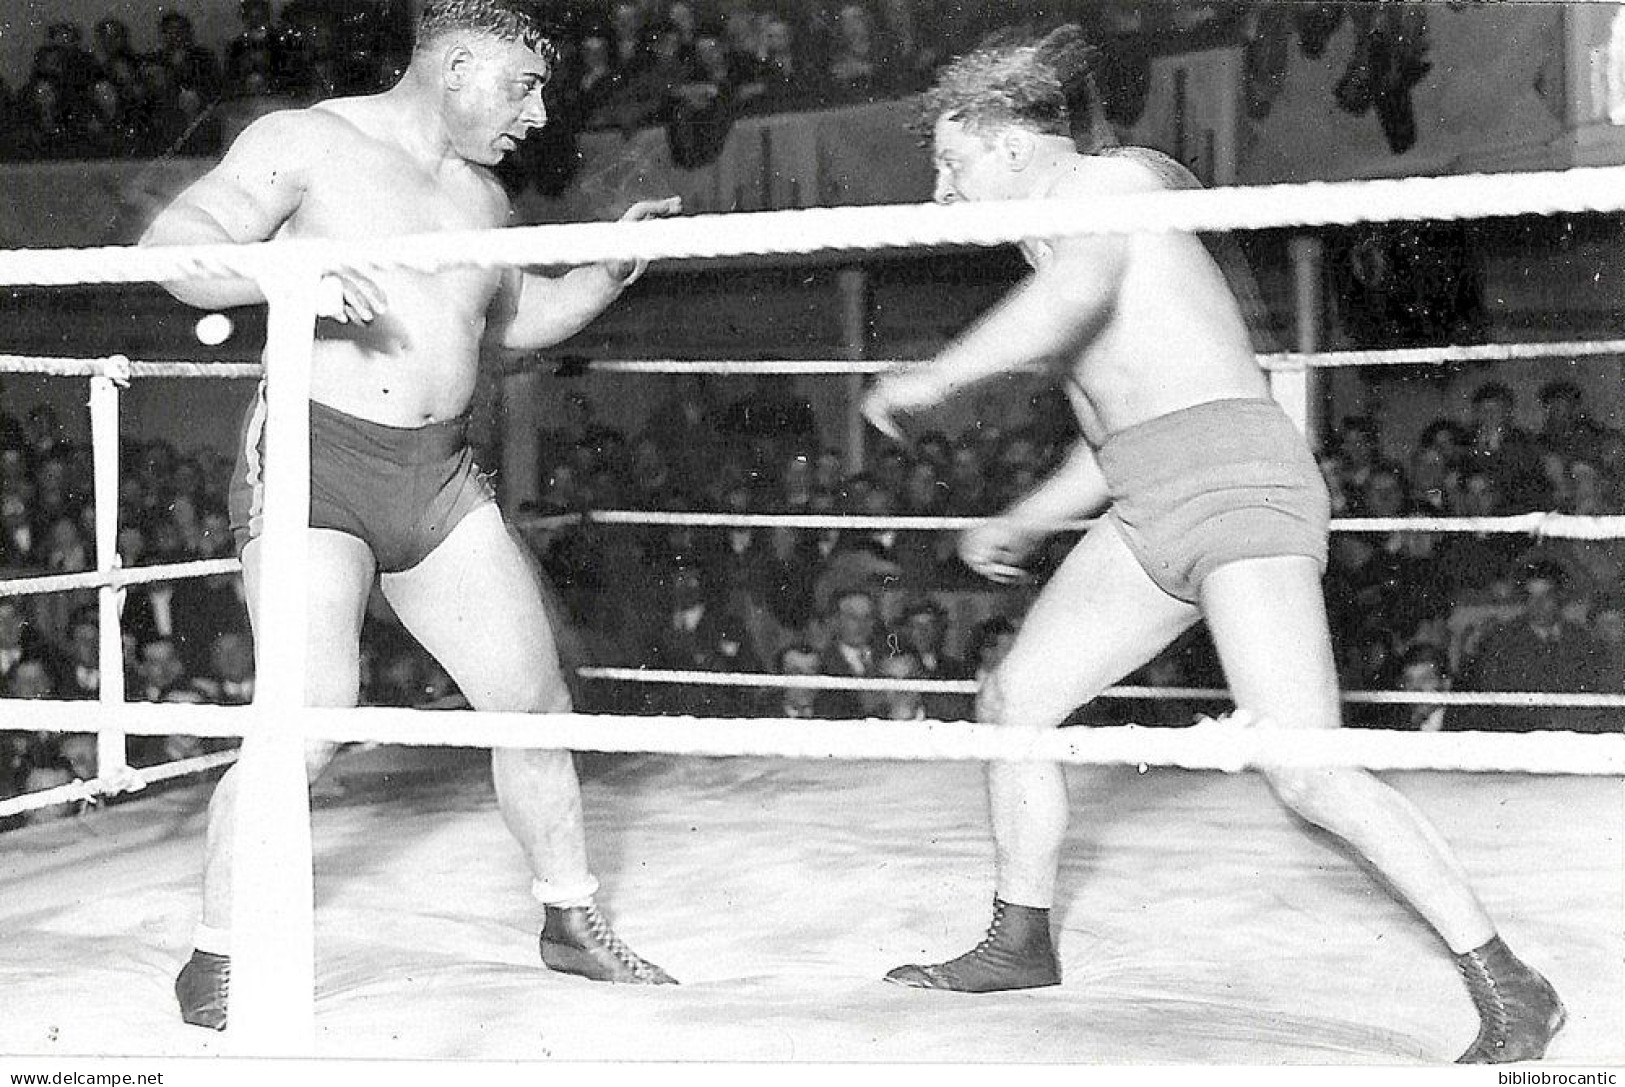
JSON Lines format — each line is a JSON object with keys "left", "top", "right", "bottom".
{"left": 2, "top": 0, "right": 971, "bottom": 167}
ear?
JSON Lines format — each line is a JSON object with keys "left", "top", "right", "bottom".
{"left": 443, "top": 43, "right": 475, "bottom": 90}
{"left": 1000, "top": 128, "right": 1037, "bottom": 171}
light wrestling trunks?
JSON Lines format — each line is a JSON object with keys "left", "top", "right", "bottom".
{"left": 1095, "top": 398, "right": 1329, "bottom": 603}
{"left": 227, "top": 384, "right": 494, "bottom": 572}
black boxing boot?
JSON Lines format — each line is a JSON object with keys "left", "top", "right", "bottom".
{"left": 1454, "top": 936, "right": 1566, "bottom": 1063}
{"left": 884, "top": 898, "right": 1060, "bottom": 992}
{"left": 540, "top": 903, "right": 677, "bottom": 984}
{"left": 175, "top": 949, "right": 230, "bottom": 1031}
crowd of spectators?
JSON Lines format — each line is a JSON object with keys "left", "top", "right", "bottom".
{"left": 5, "top": 368, "right": 1623, "bottom": 828}
{"left": 0, "top": 402, "right": 462, "bottom": 829}
{"left": 0, "top": 0, "right": 984, "bottom": 171}
{"left": 521, "top": 374, "right": 1625, "bottom": 734}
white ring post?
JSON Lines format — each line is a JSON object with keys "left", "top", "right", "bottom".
{"left": 226, "top": 269, "right": 319, "bottom": 1055}
{"left": 88, "top": 374, "right": 127, "bottom": 777}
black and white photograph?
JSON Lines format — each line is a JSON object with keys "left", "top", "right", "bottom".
{"left": 0, "top": 0, "right": 1620, "bottom": 1078}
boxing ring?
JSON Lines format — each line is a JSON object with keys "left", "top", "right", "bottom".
{"left": 1, "top": 167, "right": 1624, "bottom": 1064}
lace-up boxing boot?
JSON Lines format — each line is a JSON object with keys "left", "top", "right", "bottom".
{"left": 1454, "top": 936, "right": 1565, "bottom": 1063}
{"left": 884, "top": 898, "right": 1060, "bottom": 992}
{"left": 539, "top": 904, "right": 678, "bottom": 984}
{"left": 175, "top": 949, "right": 231, "bottom": 1030}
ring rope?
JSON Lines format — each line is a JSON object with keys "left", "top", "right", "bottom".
{"left": 0, "top": 698, "right": 1617, "bottom": 776}
{"left": 6, "top": 166, "right": 1625, "bottom": 288}
{"left": 574, "top": 666, "right": 1625, "bottom": 709}
{"left": 566, "top": 338, "right": 1625, "bottom": 377}
{"left": 0, "top": 558, "right": 241, "bottom": 600}
{"left": 529, "top": 509, "right": 1625, "bottom": 540}
{"left": 0, "top": 748, "right": 238, "bottom": 821}
{"left": 6, "top": 337, "right": 1624, "bottom": 383}
{"left": 0, "top": 354, "right": 263, "bottom": 380}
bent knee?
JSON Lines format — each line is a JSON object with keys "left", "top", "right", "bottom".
{"left": 978, "top": 662, "right": 1081, "bottom": 729}
{"left": 1263, "top": 764, "right": 1362, "bottom": 817}
{"left": 466, "top": 673, "right": 572, "bottom": 714}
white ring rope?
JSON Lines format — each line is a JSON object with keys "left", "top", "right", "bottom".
{"left": 564, "top": 338, "right": 1625, "bottom": 377}
{"left": 0, "top": 354, "right": 263, "bottom": 380}
{"left": 5, "top": 337, "right": 1625, "bottom": 383}
{"left": 6, "top": 166, "right": 1625, "bottom": 288}
{"left": 0, "top": 698, "right": 1618, "bottom": 776}
{"left": 525, "top": 508, "right": 1625, "bottom": 540}
{"left": 0, "top": 748, "right": 238, "bottom": 821}
{"left": 574, "top": 666, "right": 1625, "bottom": 710}
{"left": 0, "top": 558, "right": 241, "bottom": 599}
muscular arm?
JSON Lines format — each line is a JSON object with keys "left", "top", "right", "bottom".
{"left": 139, "top": 111, "right": 316, "bottom": 310}
{"left": 1002, "top": 440, "right": 1112, "bottom": 528}
{"left": 920, "top": 229, "right": 1127, "bottom": 400}
{"left": 491, "top": 263, "right": 634, "bottom": 352}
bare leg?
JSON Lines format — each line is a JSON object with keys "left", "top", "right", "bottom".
{"left": 1199, "top": 556, "right": 1495, "bottom": 953}
{"left": 987, "top": 523, "right": 1198, "bottom": 907}
{"left": 887, "top": 523, "right": 1197, "bottom": 992}
{"left": 381, "top": 505, "right": 589, "bottom": 893}
{"left": 382, "top": 504, "right": 674, "bottom": 984}
{"left": 199, "top": 530, "right": 374, "bottom": 932}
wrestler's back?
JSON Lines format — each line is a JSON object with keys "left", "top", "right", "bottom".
{"left": 272, "top": 97, "right": 509, "bottom": 427}
{"left": 1055, "top": 156, "right": 1270, "bottom": 445}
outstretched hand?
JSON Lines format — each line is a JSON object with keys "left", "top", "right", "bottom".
{"left": 861, "top": 367, "right": 943, "bottom": 445}
{"left": 959, "top": 517, "right": 1043, "bottom": 585}
{"left": 607, "top": 196, "right": 684, "bottom": 286}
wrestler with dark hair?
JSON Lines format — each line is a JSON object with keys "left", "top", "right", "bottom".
{"left": 144, "top": 0, "right": 682, "bottom": 1031}
{"left": 865, "top": 25, "right": 1563, "bottom": 1064}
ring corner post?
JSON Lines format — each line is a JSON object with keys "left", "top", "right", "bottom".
{"left": 226, "top": 266, "right": 319, "bottom": 1056}
{"left": 88, "top": 373, "right": 128, "bottom": 778}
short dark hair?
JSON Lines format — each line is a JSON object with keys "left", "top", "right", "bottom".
{"left": 1538, "top": 380, "right": 1583, "bottom": 405}
{"left": 919, "top": 24, "right": 1099, "bottom": 140}
{"left": 1471, "top": 381, "right": 1514, "bottom": 407}
{"left": 416, "top": 0, "right": 560, "bottom": 64}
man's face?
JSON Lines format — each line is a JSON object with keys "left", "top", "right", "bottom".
{"left": 905, "top": 611, "right": 942, "bottom": 653}
{"left": 450, "top": 37, "right": 551, "bottom": 165}
{"left": 835, "top": 594, "right": 876, "bottom": 647}
{"left": 1400, "top": 661, "right": 1447, "bottom": 694}
{"left": 932, "top": 116, "right": 1016, "bottom": 205}
{"left": 1525, "top": 577, "right": 1561, "bottom": 626}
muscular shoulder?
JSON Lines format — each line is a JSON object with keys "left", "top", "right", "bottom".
{"left": 1046, "top": 148, "right": 1198, "bottom": 200}
{"left": 223, "top": 105, "right": 360, "bottom": 177}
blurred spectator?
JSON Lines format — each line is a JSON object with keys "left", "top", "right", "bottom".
{"left": 818, "top": 587, "right": 881, "bottom": 720}
{"left": 158, "top": 12, "right": 222, "bottom": 104}
{"left": 774, "top": 642, "right": 822, "bottom": 718}
{"left": 896, "top": 596, "right": 972, "bottom": 719}
{"left": 79, "top": 75, "right": 141, "bottom": 158}
{"left": 876, "top": 648, "right": 926, "bottom": 720}
{"left": 1458, "top": 562, "right": 1613, "bottom": 732}
{"left": 1382, "top": 643, "right": 1453, "bottom": 732}
{"left": 59, "top": 607, "right": 102, "bottom": 701}
{"left": 1463, "top": 382, "right": 1545, "bottom": 512}
{"left": 967, "top": 615, "right": 1018, "bottom": 681}
{"left": 0, "top": 599, "right": 49, "bottom": 688}
{"left": 827, "top": 2, "right": 881, "bottom": 99}
{"left": 193, "top": 628, "right": 256, "bottom": 706}
{"left": 1536, "top": 380, "right": 1611, "bottom": 466}
{"left": 131, "top": 636, "right": 192, "bottom": 703}
{"left": 92, "top": 18, "right": 136, "bottom": 78}
{"left": 640, "top": 553, "right": 758, "bottom": 716}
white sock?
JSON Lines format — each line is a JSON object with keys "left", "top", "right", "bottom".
{"left": 531, "top": 875, "right": 600, "bottom": 908}
{"left": 193, "top": 924, "right": 231, "bottom": 956}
